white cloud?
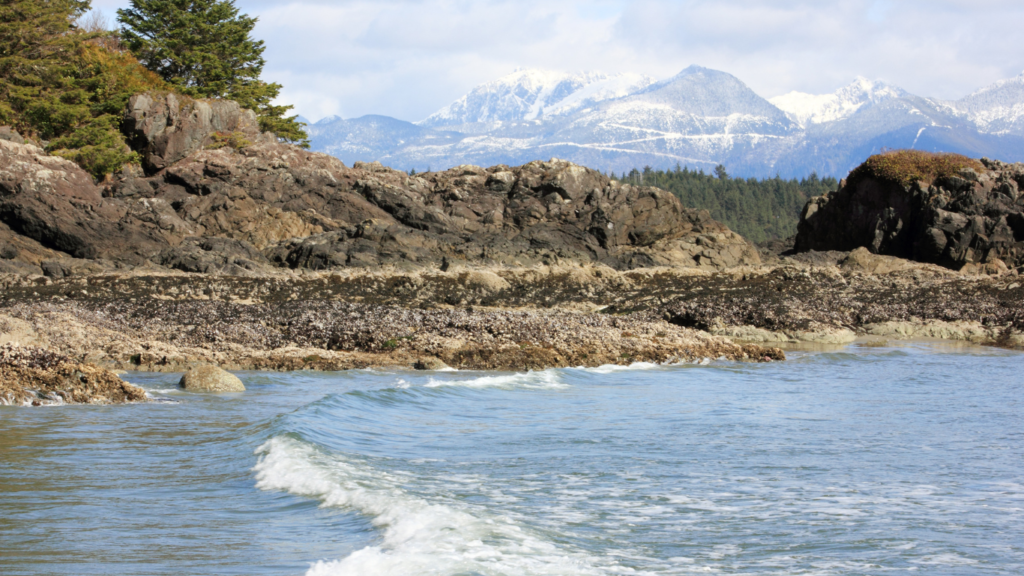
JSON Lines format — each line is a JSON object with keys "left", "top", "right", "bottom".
{"left": 86, "top": 0, "right": 1024, "bottom": 122}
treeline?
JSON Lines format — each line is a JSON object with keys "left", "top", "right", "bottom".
{"left": 612, "top": 165, "right": 838, "bottom": 243}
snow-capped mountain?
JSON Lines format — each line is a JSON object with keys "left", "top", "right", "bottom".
{"left": 957, "top": 71, "right": 1024, "bottom": 135}
{"left": 303, "top": 67, "right": 1024, "bottom": 178}
{"left": 419, "top": 69, "right": 655, "bottom": 127}
{"left": 771, "top": 78, "right": 906, "bottom": 127}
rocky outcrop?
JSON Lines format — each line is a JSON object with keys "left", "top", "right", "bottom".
{"left": 123, "top": 92, "right": 264, "bottom": 173}
{"left": 0, "top": 343, "right": 148, "bottom": 406}
{"left": 0, "top": 139, "right": 170, "bottom": 263}
{"left": 795, "top": 156, "right": 1024, "bottom": 271}
{"left": 179, "top": 365, "right": 245, "bottom": 392}
{"left": 0, "top": 91, "right": 759, "bottom": 276}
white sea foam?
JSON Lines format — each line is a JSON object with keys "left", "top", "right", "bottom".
{"left": 578, "top": 362, "right": 661, "bottom": 374}
{"left": 425, "top": 370, "right": 568, "bottom": 390}
{"left": 253, "top": 436, "right": 618, "bottom": 576}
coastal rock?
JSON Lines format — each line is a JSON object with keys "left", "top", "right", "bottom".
{"left": 123, "top": 93, "right": 263, "bottom": 173}
{"left": 179, "top": 365, "right": 246, "bottom": 392}
{"left": 0, "top": 93, "right": 760, "bottom": 274}
{"left": 0, "top": 139, "right": 169, "bottom": 263}
{"left": 795, "top": 155, "right": 1024, "bottom": 271}
{"left": 0, "top": 343, "right": 147, "bottom": 406}
{"left": 413, "top": 357, "right": 450, "bottom": 370}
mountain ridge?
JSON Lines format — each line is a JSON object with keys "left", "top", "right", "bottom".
{"left": 304, "top": 67, "right": 1024, "bottom": 178}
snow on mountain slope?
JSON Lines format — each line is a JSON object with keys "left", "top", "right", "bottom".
{"left": 771, "top": 78, "right": 906, "bottom": 126}
{"left": 419, "top": 69, "right": 654, "bottom": 127}
{"left": 302, "top": 67, "right": 1024, "bottom": 178}
{"left": 957, "top": 71, "right": 1024, "bottom": 134}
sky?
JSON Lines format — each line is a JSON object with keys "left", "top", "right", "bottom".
{"left": 89, "top": 0, "right": 1024, "bottom": 123}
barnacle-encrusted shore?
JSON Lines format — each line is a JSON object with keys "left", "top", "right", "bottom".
{"left": 0, "top": 344, "right": 148, "bottom": 406}
{"left": 2, "top": 248, "right": 1023, "bottom": 397}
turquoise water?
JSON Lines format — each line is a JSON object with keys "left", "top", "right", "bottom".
{"left": 1, "top": 343, "right": 1022, "bottom": 575}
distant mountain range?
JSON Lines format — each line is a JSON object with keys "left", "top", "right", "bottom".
{"left": 301, "top": 66, "right": 1024, "bottom": 178}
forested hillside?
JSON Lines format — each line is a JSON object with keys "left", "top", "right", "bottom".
{"left": 614, "top": 166, "right": 838, "bottom": 243}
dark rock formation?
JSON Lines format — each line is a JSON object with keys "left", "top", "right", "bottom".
{"left": 0, "top": 92, "right": 760, "bottom": 274}
{"left": 0, "top": 139, "right": 168, "bottom": 263}
{"left": 795, "top": 158, "right": 1024, "bottom": 270}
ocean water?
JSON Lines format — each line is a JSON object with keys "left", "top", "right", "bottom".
{"left": 1, "top": 342, "right": 1022, "bottom": 575}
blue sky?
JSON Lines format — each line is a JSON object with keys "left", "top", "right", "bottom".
{"left": 89, "top": 0, "right": 1024, "bottom": 123}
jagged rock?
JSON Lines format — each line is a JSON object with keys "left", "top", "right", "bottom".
{"left": 0, "top": 139, "right": 168, "bottom": 263}
{"left": 795, "top": 157, "right": 1024, "bottom": 271}
{"left": 179, "top": 365, "right": 245, "bottom": 392}
{"left": 123, "top": 92, "right": 263, "bottom": 173}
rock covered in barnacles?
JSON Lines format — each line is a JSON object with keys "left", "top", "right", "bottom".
{"left": 0, "top": 343, "right": 147, "bottom": 406}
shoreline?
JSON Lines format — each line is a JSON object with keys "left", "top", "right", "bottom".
{"left": 3, "top": 251, "right": 1021, "bottom": 405}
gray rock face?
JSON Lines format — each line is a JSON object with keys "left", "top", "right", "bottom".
{"left": 179, "top": 365, "right": 245, "bottom": 392}
{"left": 0, "top": 127, "right": 24, "bottom": 145}
{"left": 123, "top": 93, "right": 263, "bottom": 173}
{"left": 795, "top": 158, "right": 1024, "bottom": 270}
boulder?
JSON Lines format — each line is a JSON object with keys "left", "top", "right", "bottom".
{"left": 795, "top": 155, "right": 1024, "bottom": 270}
{"left": 0, "top": 126, "right": 24, "bottom": 144}
{"left": 413, "top": 357, "right": 450, "bottom": 370}
{"left": 179, "top": 365, "right": 246, "bottom": 392}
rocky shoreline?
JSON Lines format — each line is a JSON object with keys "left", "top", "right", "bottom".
{"left": 2, "top": 247, "right": 1021, "bottom": 391}
{"left": 2, "top": 251, "right": 1021, "bottom": 405}
{"left": 2, "top": 96, "right": 1022, "bottom": 406}
{"left": 0, "top": 344, "right": 147, "bottom": 406}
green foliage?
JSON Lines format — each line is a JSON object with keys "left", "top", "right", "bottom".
{"left": 204, "top": 130, "right": 252, "bottom": 150}
{"left": 0, "top": 0, "right": 91, "bottom": 133}
{"left": 117, "top": 0, "right": 308, "bottom": 146}
{"left": 0, "top": 0, "right": 167, "bottom": 179}
{"left": 615, "top": 165, "right": 839, "bottom": 243}
{"left": 50, "top": 115, "right": 140, "bottom": 179}
{"left": 850, "top": 150, "right": 984, "bottom": 187}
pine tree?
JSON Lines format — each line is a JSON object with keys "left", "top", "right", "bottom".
{"left": 117, "top": 0, "right": 307, "bottom": 146}
{"left": 0, "top": 0, "right": 91, "bottom": 133}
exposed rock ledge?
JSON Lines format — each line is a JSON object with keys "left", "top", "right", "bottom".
{"left": 0, "top": 344, "right": 147, "bottom": 406}
{"left": 0, "top": 300, "right": 784, "bottom": 374}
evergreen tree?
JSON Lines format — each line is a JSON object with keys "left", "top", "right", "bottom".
{"left": 612, "top": 165, "right": 838, "bottom": 243}
{"left": 117, "top": 0, "right": 307, "bottom": 145}
{"left": 0, "top": 0, "right": 91, "bottom": 133}
{"left": 0, "top": 0, "right": 168, "bottom": 178}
